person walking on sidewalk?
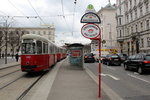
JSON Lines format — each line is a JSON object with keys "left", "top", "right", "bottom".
{"left": 15, "top": 53, "right": 19, "bottom": 62}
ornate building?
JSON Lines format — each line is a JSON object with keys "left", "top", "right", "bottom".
{"left": 116, "top": 0, "right": 150, "bottom": 55}
{"left": 91, "top": 2, "right": 119, "bottom": 56}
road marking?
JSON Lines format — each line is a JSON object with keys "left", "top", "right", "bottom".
{"left": 134, "top": 72, "right": 139, "bottom": 75}
{"left": 85, "top": 68, "right": 124, "bottom": 100}
{"left": 101, "top": 73, "right": 106, "bottom": 76}
{"left": 107, "top": 74, "right": 120, "bottom": 80}
{"left": 128, "top": 74, "right": 150, "bottom": 83}
{"left": 101, "top": 73, "right": 120, "bottom": 80}
{"left": 106, "top": 66, "right": 116, "bottom": 70}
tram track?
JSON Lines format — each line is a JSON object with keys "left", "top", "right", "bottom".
{"left": 0, "top": 75, "right": 24, "bottom": 90}
{"left": 0, "top": 69, "right": 20, "bottom": 78}
{"left": 17, "top": 73, "right": 45, "bottom": 100}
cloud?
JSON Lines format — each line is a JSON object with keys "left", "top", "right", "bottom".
{"left": 0, "top": 0, "right": 116, "bottom": 45}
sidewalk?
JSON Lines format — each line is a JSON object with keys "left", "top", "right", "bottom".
{"left": 0, "top": 57, "right": 20, "bottom": 69}
{"left": 47, "top": 58, "right": 110, "bottom": 100}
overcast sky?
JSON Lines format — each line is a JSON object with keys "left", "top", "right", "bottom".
{"left": 0, "top": 0, "right": 116, "bottom": 46}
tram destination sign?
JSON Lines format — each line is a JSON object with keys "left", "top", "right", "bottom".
{"left": 81, "top": 23, "right": 100, "bottom": 39}
{"left": 81, "top": 12, "right": 101, "bottom": 24}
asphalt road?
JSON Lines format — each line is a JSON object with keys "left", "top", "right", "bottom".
{"left": 84, "top": 62, "right": 150, "bottom": 100}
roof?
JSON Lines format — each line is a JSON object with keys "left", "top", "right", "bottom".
{"left": 97, "top": 3, "right": 116, "bottom": 14}
{"left": 68, "top": 43, "right": 84, "bottom": 48}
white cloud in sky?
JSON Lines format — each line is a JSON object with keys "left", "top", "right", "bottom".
{"left": 0, "top": 0, "right": 116, "bottom": 46}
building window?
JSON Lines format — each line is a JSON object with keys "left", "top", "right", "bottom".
{"left": 140, "top": 6, "right": 143, "bottom": 16}
{"left": 127, "top": 28, "right": 129, "bottom": 36}
{"left": 146, "top": 20, "right": 149, "bottom": 30}
{"left": 119, "top": 7, "right": 121, "bottom": 15}
{"left": 134, "top": 0, "right": 136, "bottom": 5}
{"left": 38, "top": 31, "right": 40, "bottom": 35}
{"left": 43, "top": 31, "right": 46, "bottom": 35}
{"left": 135, "top": 25, "right": 138, "bottom": 32}
{"left": 140, "top": 38, "right": 144, "bottom": 48}
{"left": 147, "top": 37, "right": 150, "bottom": 47}
{"left": 126, "top": 2, "right": 128, "bottom": 11}
{"left": 126, "top": 15, "right": 129, "bottom": 23}
{"left": 130, "top": 12, "right": 133, "bottom": 21}
{"left": 135, "top": 9, "right": 137, "bottom": 19}
{"left": 49, "top": 31, "right": 51, "bottom": 35}
{"left": 140, "top": 22, "right": 143, "bottom": 31}
{"left": 130, "top": 0, "right": 132, "bottom": 8}
{"left": 120, "top": 30, "right": 122, "bottom": 37}
{"left": 131, "top": 26, "right": 133, "bottom": 33}
{"left": 119, "top": 18, "right": 122, "bottom": 25}
{"left": 32, "top": 31, "right": 35, "bottom": 34}
{"left": 145, "top": 3, "right": 149, "bottom": 13}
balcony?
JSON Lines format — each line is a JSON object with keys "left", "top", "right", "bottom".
{"left": 117, "top": 36, "right": 124, "bottom": 42}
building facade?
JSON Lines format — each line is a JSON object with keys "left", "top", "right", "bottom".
{"left": 0, "top": 26, "right": 55, "bottom": 56}
{"left": 116, "top": 0, "right": 150, "bottom": 55}
{"left": 91, "top": 3, "right": 119, "bottom": 56}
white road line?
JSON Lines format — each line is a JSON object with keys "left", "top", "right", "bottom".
{"left": 128, "top": 74, "right": 150, "bottom": 83}
{"left": 106, "top": 66, "right": 116, "bottom": 71}
{"left": 101, "top": 73, "right": 106, "bottom": 76}
{"left": 134, "top": 72, "right": 139, "bottom": 75}
{"left": 107, "top": 74, "right": 120, "bottom": 80}
{"left": 101, "top": 73, "right": 120, "bottom": 80}
{"left": 85, "top": 68, "right": 124, "bottom": 100}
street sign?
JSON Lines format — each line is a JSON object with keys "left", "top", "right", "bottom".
{"left": 80, "top": 4, "right": 102, "bottom": 98}
{"left": 80, "top": 12, "right": 101, "bottom": 24}
{"left": 85, "top": 4, "right": 96, "bottom": 13}
{"left": 81, "top": 23, "right": 100, "bottom": 39}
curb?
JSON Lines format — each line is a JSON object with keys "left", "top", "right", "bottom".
{"left": 85, "top": 67, "right": 124, "bottom": 100}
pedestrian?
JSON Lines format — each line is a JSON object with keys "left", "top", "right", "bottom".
{"left": 2, "top": 53, "right": 4, "bottom": 58}
{"left": 15, "top": 53, "right": 19, "bottom": 62}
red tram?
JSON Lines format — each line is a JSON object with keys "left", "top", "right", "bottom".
{"left": 21, "top": 34, "right": 66, "bottom": 72}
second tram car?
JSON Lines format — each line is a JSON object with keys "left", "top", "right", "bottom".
{"left": 21, "top": 34, "right": 66, "bottom": 72}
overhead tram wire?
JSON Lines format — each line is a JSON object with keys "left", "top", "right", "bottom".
{"left": 72, "top": 0, "right": 77, "bottom": 36}
{"left": 7, "top": 0, "right": 37, "bottom": 26}
{"left": 61, "top": 0, "right": 65, "bottom": 16}
{"left": 60, "top": 0, "right": 72, "bottom": 33}
{"left": 27, "top": 0, "right": 46, "bottom": 25}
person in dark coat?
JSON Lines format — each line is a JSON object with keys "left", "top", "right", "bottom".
{"left": 15, "top": 53, "right": 19, "bottom": 62}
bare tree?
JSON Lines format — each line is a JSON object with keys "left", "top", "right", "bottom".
{"left": 0, "top": 30, "right": 4, "bottom": 58}
{"left": 8, "top": 28, "right": 25, "bottom": 57}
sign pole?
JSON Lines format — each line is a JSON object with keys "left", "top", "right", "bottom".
{"left": 80, "top": 4, "right": 102, "bottom": 99}
{"left": 98, "top": 38, "right": 101, "bottom": 98}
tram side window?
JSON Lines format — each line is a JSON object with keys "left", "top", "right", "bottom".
{"left": 45, "top": 44, "right": 48, "bottom": 53}
{"left": 43, "top": 43, "right": 46, "bottom": 54}
{"left": 49, "top": 44, "right": 53, "bottom": 54}
{"left": 37, "top": 41, "right": 42, "bottom": 54}
{"left": 43, "top": 43, "right": 48, "bottom": 54}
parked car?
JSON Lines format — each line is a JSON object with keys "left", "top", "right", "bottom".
{"left": 117, "top": 53, "right": 128, "bottom": 63}
{"left": 100, "top": 55, "right": 106, "bottom": 63}
{"left": 124, "top": 53, "right": 150, "bottom": 74}
{"left": 103, "top": 54, "right": 121, "bottom": 66}
{"left": 84, "top": 53, "right": 95, "bottom": 63}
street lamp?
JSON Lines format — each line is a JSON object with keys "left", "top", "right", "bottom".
{"left": 107, "top": 23, "right": 112, "bottom": 48}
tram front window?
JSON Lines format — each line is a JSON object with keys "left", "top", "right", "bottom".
{"left": 22, "top": 43, "right": 36, "bottom": 54}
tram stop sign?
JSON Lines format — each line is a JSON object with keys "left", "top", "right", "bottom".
{"left": 81, "top": 23, "right": 100, "bottom": 40}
